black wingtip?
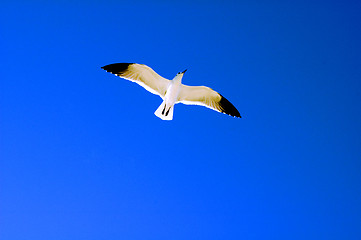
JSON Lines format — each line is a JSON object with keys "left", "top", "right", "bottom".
{"left": 219, "top": 95, "right": 242, "bottom": 118}
{"left": 101, "top": 63, "right": 133, "bottom": 74}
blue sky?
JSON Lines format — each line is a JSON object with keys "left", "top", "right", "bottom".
{"left": 1, "top": 1, "right": 360, "bottom": 239}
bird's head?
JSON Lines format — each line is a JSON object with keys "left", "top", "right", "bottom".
{"left": 173, "top": 69, "right": 187, "bottom": 82}
{"left": 177, "top": 69, "right": 187, "bottom": 75}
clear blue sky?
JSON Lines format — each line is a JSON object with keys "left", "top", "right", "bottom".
{"left": 1, "top": 1, "right": 360, "bottom": 239}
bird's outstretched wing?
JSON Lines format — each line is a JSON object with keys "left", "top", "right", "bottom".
{"left": 177, "top": 85, "right": 241, "bottom": 118}
{"left": 101, "top": 63, "right": 170, "bottom": 98}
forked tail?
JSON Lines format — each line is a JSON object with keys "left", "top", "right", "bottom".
{"left": 154, "top": 101, "right": 174, "bottom": 120}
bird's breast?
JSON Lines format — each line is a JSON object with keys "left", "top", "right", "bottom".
{"left": 164, "top": 82, "right": 181, "bottom": 105}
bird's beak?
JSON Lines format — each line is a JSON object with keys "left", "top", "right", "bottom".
{"left": 182, "top": 69, "right": 187, "bottom": 74}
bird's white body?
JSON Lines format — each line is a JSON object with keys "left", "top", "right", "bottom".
{"left": 154, "top": 74, "right": 183, "bottom": 120}
{"left": 101, "top": 63, "right": 241, "bottom": 120}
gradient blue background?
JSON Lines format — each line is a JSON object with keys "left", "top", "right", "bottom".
{"left": 1, "top": 1, "right": 360, "bottom": 239}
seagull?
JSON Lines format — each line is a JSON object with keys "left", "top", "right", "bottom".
{"left": 101, "top": 63, "right": 241, "bottom": 120}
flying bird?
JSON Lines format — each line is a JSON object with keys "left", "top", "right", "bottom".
{"left": 101, "top": 63, "right": 241, "bottom": 120}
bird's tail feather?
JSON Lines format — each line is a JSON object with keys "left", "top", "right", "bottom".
{"left": 154, "top": 101, "right": 174, "bottom": 120}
